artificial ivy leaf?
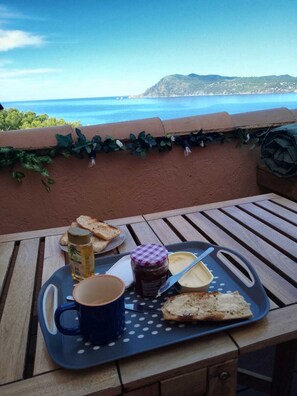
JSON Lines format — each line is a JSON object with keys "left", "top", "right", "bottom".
{"left": 0, "top": 146, "right": 13, "bottom": 154}
{"left": 138, "top": 131, "right": 145, "bottom": 140}
{"left": 61, "top": 150, "right": 71, "bottom": 158}
{"left": 41, "top": 179, "right": 51, "bottom": 192}
{"left": 11, "top": 171, "right": 25, "bottom": 182}
{"left": 56, "top": 133, "right": 73, "bottom": 148}
{"left": 75, "top": 128, "right": 85, "bottom": 139}
{"left": 39, "top": 155, "right": 53, "bottom": 164}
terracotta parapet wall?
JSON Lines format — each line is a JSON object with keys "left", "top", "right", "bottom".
{"left": 1, "top": 108, "right": 297, "bottom": 151}
{"left": 162, "top": 112, "right": 234, "bottom": 134}
{"left": 231, "top": 107, "right": 296, "bottom": 129}
{"left": 0, "top": 124, "right": 74, "bottom": 149}
{"left": 79, "top": 117, "right": 165, "bottom": 140}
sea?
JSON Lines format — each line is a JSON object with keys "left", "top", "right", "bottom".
{"left": 3, "top": 93, "right": 297, "bottom": 127}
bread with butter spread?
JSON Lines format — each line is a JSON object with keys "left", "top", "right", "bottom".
{"left": 161, "top": 291, "right": 253, "bottom": 321}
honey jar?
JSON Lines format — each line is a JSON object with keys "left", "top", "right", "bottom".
{"left": 67, "top": 227, "right": 95, "bottom": 281}
{"left": 131, "top": 244, "right": 169, "bottom": 297}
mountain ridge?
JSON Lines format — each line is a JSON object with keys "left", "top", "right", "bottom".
{"left": 137, "top": 73, "right": 297, "bottom": 97}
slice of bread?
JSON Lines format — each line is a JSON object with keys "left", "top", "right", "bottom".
{"left": 91, "top": 237, "right": 109, "bottom": 253}
{"left": 60, "top": 222, "right": 110, "bottom": 253}
{"left": 76, "top": 215, "right": 121, "bottom": 241}
{"left": 161, "top": 291, "right": 253, "bottom": 322}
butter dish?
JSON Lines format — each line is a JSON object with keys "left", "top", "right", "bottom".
{"left": 168, "top": 251, "right": 213, "bottom": 292}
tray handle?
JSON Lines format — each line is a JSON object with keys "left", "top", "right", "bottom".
{"left": 42, "top": 283, "right": 58, "bottom": 335}
{"left": 213, "top": 246, "right": 257, "bottom": 288}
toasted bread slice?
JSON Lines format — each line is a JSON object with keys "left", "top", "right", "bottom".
{"left": 60, "top": 222, "right": 110, "bottom": 253}
{"left": 76, "top": 215, "right": 121, "bottom": 241}
{"left": 161, "top": 291, "right": 253, "bottom": 322}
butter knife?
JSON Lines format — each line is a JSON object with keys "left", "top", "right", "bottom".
{"left": 156, "top": 246, "right": 214, "bottom": 297}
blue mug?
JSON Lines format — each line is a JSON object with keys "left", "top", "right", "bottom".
{"left": 54, "top": 274, "right": 125, "bottom": 345}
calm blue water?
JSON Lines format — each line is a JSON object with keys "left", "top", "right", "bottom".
{"left": 3, "top": 93, "right": 297, "bottom": 126}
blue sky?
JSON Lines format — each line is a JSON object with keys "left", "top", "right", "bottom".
{"left": 1, "top": 0, "right": 297, "bottom": 101}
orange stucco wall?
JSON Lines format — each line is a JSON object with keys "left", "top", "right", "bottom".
{"left": 1, "top": 142, "right": 262, "bottom": 234}
{"left": 2, "top": 106, "right": 297, "bottom": 235}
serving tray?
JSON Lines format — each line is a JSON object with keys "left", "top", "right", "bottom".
{"left": 37, "top": 241, "right": 270, "bottom": 369}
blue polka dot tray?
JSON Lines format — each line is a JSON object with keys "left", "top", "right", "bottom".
{"left": 37, "top": 241, "right": 269, "bottom": 369}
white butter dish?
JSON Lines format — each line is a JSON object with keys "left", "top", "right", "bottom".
{"left": 168, "top": 251, "right": 213, "bottom": 293}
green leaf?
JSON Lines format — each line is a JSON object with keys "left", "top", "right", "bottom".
{"left": 56, "top": 133, "right": 73, "bottom": 148}
{"left": 41, "top": 179, "right": 51, "bottom": 192}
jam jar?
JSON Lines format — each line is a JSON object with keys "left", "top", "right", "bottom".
{"left": 131, "top": 244, "right": 169, "bottom": 297}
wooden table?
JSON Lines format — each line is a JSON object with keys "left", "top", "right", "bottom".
{"left": 0, "top": 193, "right": 296, "bottom": 396}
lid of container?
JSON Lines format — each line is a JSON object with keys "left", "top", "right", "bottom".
{"left": 130, "top": 244, "right": 168, "bottom": 266}
{"left": 68, "top": 227, "right": 91, "bottom": 245}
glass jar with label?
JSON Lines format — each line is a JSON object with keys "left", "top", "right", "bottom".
{"left": 67, "top": 227, "right": 95, "bottom": 281}
{"left": 131, "top": 244, "right": 169, "bottom": 297}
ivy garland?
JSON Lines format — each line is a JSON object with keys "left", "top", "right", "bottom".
{"left": 0, "top": 127, "right": 267, "bottom": 191}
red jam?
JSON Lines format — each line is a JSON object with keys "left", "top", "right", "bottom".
{"left": 131, "top": 244, "right": 169, "bottom": 297}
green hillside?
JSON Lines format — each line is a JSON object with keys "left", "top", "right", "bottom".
{"left": 140, "top": 74, "right": 297, "bottom": 97}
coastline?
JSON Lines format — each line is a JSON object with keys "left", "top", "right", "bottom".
{"left": 3, "top": 93, "right": 297, "bottom": 126}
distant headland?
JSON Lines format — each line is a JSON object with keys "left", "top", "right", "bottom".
{"left": 131, "top": 73, "right": 297, "bottom": 98}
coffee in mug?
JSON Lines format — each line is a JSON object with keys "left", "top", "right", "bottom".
{"left": 54, "top": 274, "right": 125, "bottom": 345}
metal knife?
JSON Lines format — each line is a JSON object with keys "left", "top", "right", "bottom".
{"left": 156, "top": 246, "right": 214, "bottom": 297}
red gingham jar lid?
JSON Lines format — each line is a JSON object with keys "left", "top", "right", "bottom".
{"left": 130, "top": 244, "right": 168, "bottom": 267}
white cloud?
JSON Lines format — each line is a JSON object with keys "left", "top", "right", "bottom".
{"left": 0, "top": 58, "right": 12, "bottom": 67}
{"left": 0, "top": 5, "right": 42, "bottom": 22}
{"left": 0, "top": 29, "right": 44, "bottom": 51}
{"left": 0, "top": 67, "right": 60, "bottom": 78}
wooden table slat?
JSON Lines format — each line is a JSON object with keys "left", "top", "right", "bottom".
{"left": 130, "top": 221, "right": 162, "bottom": 245}
{"left": 222, "top": 205, "right": 297, "bottom": 259}
{"left": 205, "top": 208, "right": 297, "bottom": 285}
{"left": 238, "top": 202, "right": 297, "bottom": 241}
{"left": 0, "top": 238, "right": 40, "bottom": 385}
{"left": 117, "top": 225, "right": 138, "bottom": 253}
{"left": 271, "top": 196, "right": 297, "bottom": 212}
{"left": 186, "top": 212, "right": 297, "bottom": 304}
{"left": 0, "top": 241, "right": 14, "bottom": 296}
{"left": 164, "top": 215, "right": 209, "bottom": 243}
{"left": 1, "top": 363, "right": 121, "bottom": 396}
{"left": 143, "top": 194, "right": 278, "bottom": 220}
{"left": 256, "top": 199, "right": 297, "bottom": 226}
{"left": 230, "top": 304, "right": 297, "bottom": 353}
{"left": 0, "top": 226, "right": 68, "bottom": 243}
{"left": 33, "top": 235, "right": 66, "bottom": 376}
{"left": 146, "top": 219, "right": 182, "bottom": 245}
